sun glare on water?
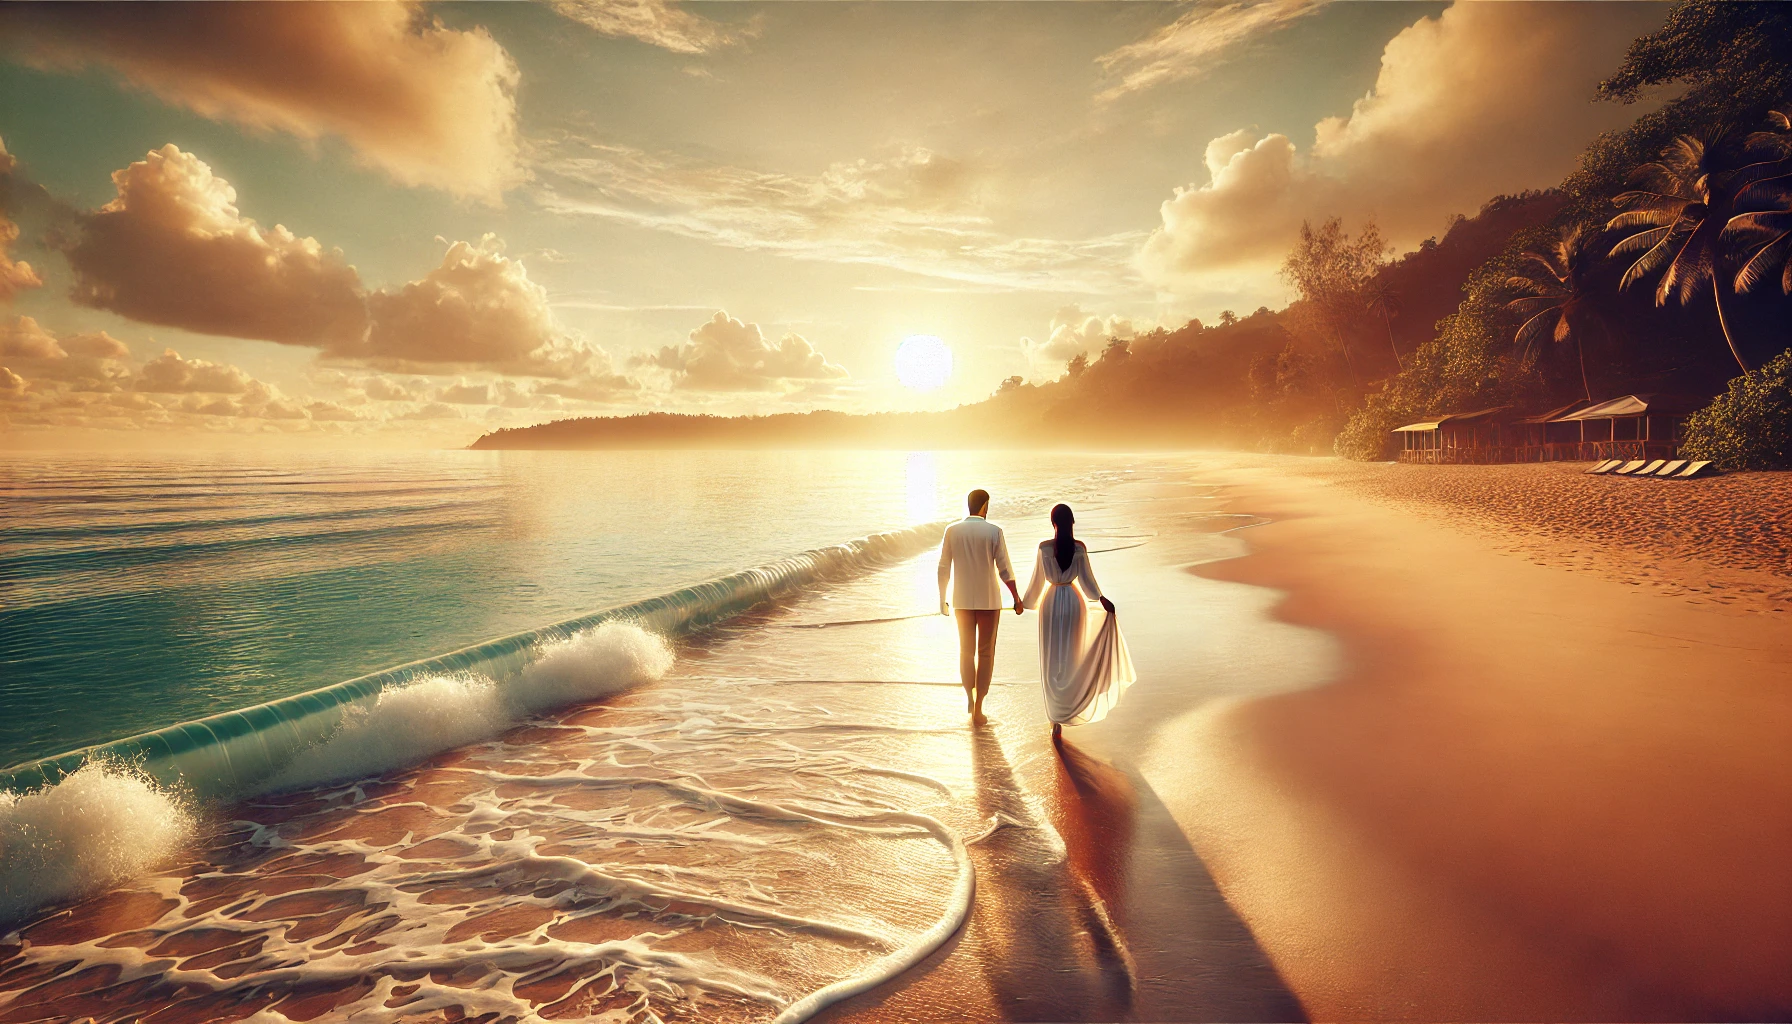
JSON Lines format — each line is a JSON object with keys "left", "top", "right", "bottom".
{"left": 895, "top": 335, "right": 953, "bottom": 391}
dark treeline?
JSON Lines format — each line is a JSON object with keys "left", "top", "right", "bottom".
{"left": 476, "top": 1, "right": 1792, "bottom": 461}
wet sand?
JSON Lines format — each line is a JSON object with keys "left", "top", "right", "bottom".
{"left": 1160, "top": 457, "right": 1792, "bottom": 1020}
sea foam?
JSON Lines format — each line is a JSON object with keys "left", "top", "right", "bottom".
{"left": 265, "top": 622, "right": 672, "bottom": 792}
{"left": 0, "top": 761, "right": 192, "bottom": 926}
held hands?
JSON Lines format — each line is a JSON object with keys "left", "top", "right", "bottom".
{"left": 1013, "top": 600, "right": 1025, "bottom": 616}
{"left": 1100, "top": 596, "right": 1116, "bottom": 614}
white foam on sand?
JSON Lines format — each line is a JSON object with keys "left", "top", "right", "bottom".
{"left": 0, "top": 760, "right": 193, "bottom": 927}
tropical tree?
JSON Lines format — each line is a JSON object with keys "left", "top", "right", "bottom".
{"left": 1506, "top": 224, "right": 1605, "bottom": 401}
{"left": 1605, "top": 131, "right": 1789, "bottom": 372}
{"left": 1723, "top": 111, "right": 1792, "bottom": 296}
{"left": 1280, "top": 217, "right": 1392, "bottom": 387}
{"left": 1364, "top": 277, "right": 1402, "bottom": 371}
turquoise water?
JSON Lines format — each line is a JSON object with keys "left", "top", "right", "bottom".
{"left": 0, "top": 450, "right": 1082, "bottom": 768}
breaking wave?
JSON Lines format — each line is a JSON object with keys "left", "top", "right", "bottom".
{"left": 0, "top": 760, "right": 194, "bottom": 923}
{"left": 266, "top": 623, "right": 674, "bottom": 792}
{"left": 0, "top": 524, "right": 941, "bottom": 932}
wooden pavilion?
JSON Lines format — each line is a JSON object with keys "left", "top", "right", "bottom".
{"left": 1392, "top": 394, "right": 1707, "bottom": 464}
{"left": 1392, "top": 407, "right": 1514, "bottom": 464}
{"left": 1543, "top": 394, "right": 1704, "bottom": 463}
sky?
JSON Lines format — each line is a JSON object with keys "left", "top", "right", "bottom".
{"left": 0, "top": 1, "right": 1668, "bottom": 448}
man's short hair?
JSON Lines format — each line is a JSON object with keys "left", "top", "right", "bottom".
{"left": 967, "top": 489, "right": 990, "bottom": 515}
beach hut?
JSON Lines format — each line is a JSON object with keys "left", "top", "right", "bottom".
{"left": 1392, "top": 407, "right": 1514, "bottom": 464}
{"left": 1514, "top": 400, "right": 1593, "bottom": 462}
{"left": 1545, "top": 394, "right": 1707, "bottom": 462}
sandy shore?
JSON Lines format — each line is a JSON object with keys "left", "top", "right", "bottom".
{"left": 1157, "top": 457, "right": 1791, "bottom": 1020}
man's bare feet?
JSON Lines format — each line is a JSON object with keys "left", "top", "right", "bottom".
{"left": 1051, "top": 722, "right": 1062, "bottom": 740}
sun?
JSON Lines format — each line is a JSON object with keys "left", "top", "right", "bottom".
{"left": 894, "top": 335, "right": 953, "bottom": 391}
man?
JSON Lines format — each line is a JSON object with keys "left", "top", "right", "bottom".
{"left": 938, "top": 488, "right": 1023, "bottom": 725}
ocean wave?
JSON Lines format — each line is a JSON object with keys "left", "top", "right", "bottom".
{"left": 0, "top": 525, "right": 940, "bottom": 931}
{"left": 264, "top": 623, "right": 673, "bottom": 792}
{"left": 0, "top": 761, "right": 193, "bottom": 925}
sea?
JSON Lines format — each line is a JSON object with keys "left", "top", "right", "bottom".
{"left": 0, "top": 450, "right": 1333, "bottom": 1023}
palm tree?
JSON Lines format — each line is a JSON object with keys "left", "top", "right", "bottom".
{"left": 1605, "top": 131, "right": 1789, "bottom": 372}
{"left": 1724, "top": 111, "right": 1792, "bottom": 297}
{"left": 1364, "top": 277, "right": 1402, "bottom": 372}
{"left": 1506, "top": 224, "right": 1603, "bottom": 401}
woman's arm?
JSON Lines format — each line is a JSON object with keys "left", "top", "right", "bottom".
{"left": 1077, "top": 546, "right": 1116, "bottom": 612}
{"left": 1021, "top": 546, "right": 1046, "bottom": 610}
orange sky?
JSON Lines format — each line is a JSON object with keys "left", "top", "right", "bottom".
{"left": 0, "top": 1, "right": 1666, "bottom": 447}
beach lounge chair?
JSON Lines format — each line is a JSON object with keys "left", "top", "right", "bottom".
{"left": 1587, "top": 459, "right": 1622, "bottom": 474}
{"left": 1671, "top": 460, "right": 1717, "bottom": 478}
{"left": 1612, "top": 460, "right": 1648, "bottom": 475}
{"left": 1655, "top": 459, "right": 1687, "bottom": 477}
{"left": 1633, "top": 459, "right": 1667, "bottom": 477}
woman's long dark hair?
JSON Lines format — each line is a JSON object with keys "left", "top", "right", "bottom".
{"left": 1051, "top": 503, "right": 1076, "bottom": 571}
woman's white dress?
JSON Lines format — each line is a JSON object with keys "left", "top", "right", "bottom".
{"left": 1022, "top": 540, "right": 1137, "bottom": 725}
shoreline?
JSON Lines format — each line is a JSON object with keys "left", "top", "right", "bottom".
{"left": 1154, "top": 457, "right": 1791, "bottom": 1019}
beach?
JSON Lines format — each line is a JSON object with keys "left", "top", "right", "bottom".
{"left": 1, "top": 454, "right": 1787, "bottom": 1022}
{"left": 1162, "top": 457, "right": 1792, "bottom": 1020}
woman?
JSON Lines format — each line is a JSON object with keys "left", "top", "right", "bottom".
{"left": 1021, "top": 504, "right": 1137, "bottom": 739}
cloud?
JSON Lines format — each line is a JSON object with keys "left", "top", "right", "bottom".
{"left": 0, "top": 366, "right": 24, "bottom": 396}
{"left": 1022, "top": 305, "right": 1138, "bottom": 368}
{"left": 305, "top": 399, "right": 362, "bottom": 422}
{"left": 0, "top": 3, "right": 520, "bottom": 200}
{"left": 135, "top": 349, "right": 256, "bottom": 394}
{"left": 437, "top": 381, "right": 497, "bottom": 405}
{"left": 0, "top": 316, "right": 132, "bottom": 388}
{"left": 67, "top": 145, "right": 369, "bottom": 347}
{"left": 362, "top": 239, "right": 558, "bottom": 368}
{"left": 65, "top": 149, "right": 636, "bottom": 393}
{"left": 0, "top": 320, "right": 328, "bottom": 432}
{"left": 395, "top": 401, "right": 463, "bottom": 421}
{"left": 360, "top": 375, "right": 420, "bottom": 402}
{"left": 1139, "top": 2, "right": 1666, "bottom": 295}
{"left": 1097, "top": 0, "right": 1324, "bottom": 101}
{"left": 547, "top": 0, "right": 750, "bottom": 54}
{"left": 536, "top": 142, "right": 1147, "bottom": 294}
{"left": 0, "top": 139, "right": 45, "bottom": 302}
{"left": 638, "top": 311, "right": 848, "bottom": 392}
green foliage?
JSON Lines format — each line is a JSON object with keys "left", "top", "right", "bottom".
{"left": 1677, "top": 347, "right": 1792, "bottom": 469}
{"left": 1597, "top": 0, "right": 1792, "bottom": 106}
{"left": 1335, "top": 285, "right": 1545, "bottom": 460}
{"left": 1336, "top": 0, "right": 1792, "bottom": 459}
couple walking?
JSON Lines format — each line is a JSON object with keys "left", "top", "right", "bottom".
{"left": 938, "top": 488, "right": 1136, "bottom": 736}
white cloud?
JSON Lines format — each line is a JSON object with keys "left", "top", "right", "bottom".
{"left": 547, "top": 0, "right": 751, "bottom": 55}
{"left": 1139, "top": 2, "right": 1666, "bottom": 295}
{"left": 639, "top": 311, "right": 849, "bottom": 392}
{"left": 306, "top": 399, "right": 362, "bottom": 421}
{"left": 1096, "top": 0, "right": 1324, "bottom": 102}
{"left": 135, "top": 349, "right": 257, "bottom": 394}
{"left": 360, "top": 375, "right": 420, "bottom": 402}
{"left": 536, "top": 142, "right": 1147, "bottom": 294}
{"left": 0, "top": 3, "right": 520, "bottom": 200}
{"left": 0, "top": 321, "right": 328, "bottom": 432}
{"left": 67, "top": 145, "right": 369, "bottom": 347}
{"left": 65, "top": 149, "right": 637, "bottom": 399}
{"left": 1021, "top": 304, "right": 1138, "bottom": 370}
{"left": 0, "top": 138, "right": 45, "bottom": 302}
